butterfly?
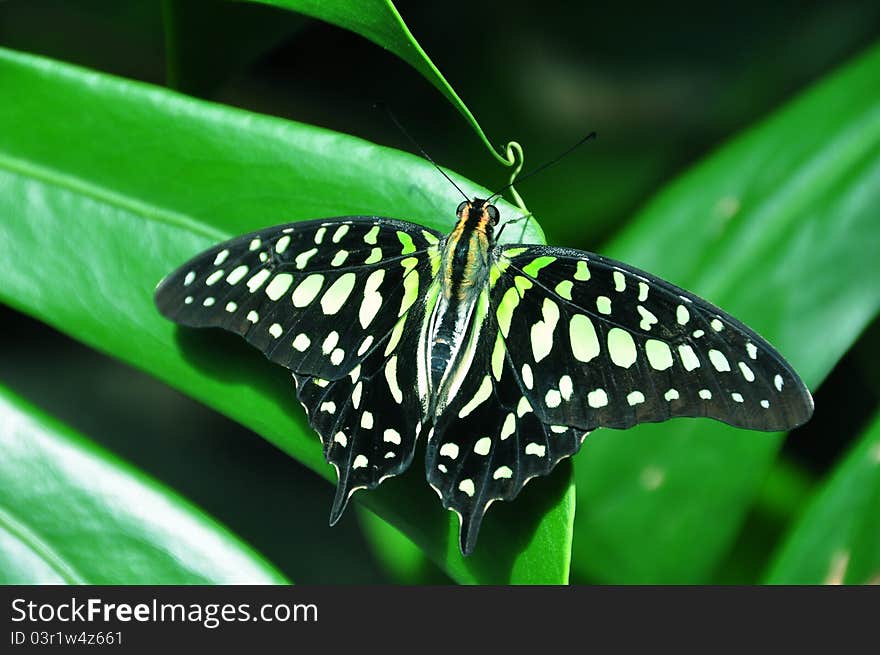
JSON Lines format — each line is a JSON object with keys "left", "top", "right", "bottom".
{"left": 154, "top": 197, "right": 814, "bottom": 555}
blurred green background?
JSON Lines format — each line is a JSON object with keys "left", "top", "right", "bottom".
{"left": 0, "top": 0, "right": 878, "bottom": 583}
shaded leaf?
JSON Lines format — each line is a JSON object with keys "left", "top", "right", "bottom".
{"left": 572, "top": 42, "right": 880, "bottom": 583}
{"left": 765, "top": 412, "right": 880, "bottom": 584}
{"left": 243, "top": 0, "right": 512, "bottom": 164}
{"left": 357, "top": 507, "right": 447, "bottom": 584}
{"left": 0, "top": 386, "right": 288, "bottom": 584}
{"left": 162, "top": 0, "right": 308, "bottom": 98}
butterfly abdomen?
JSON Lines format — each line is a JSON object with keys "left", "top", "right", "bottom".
{"left": 422, "top": 221, "right": 495, "bottom": 416}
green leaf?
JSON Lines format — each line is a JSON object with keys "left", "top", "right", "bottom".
{"left": 243, "top": 0, "right": 512, "bottom": 166}
{"left": 0, "top": 47, "right": 569, "bottom": 584}
{"left": 0, "top": 385, "right": 288, "bottom": 584}
{"left": 765, "top": 412, "right": 880, "bottom": 584}
{"left": 358, "top": 508, "right": 433, "bottom": 584}
{"left": 572, "top": 42, "right": 880, "bottom": 583}
{"left": 357, "top": 507, "right": 446, "bottom": 584}
{"left": 387, "top": 461, "right": 575, "bottom": 585}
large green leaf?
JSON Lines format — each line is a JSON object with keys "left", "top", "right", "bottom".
{"left": 0, "top": 386, "right": 287, "bottom": 584}
{"left": 358, "top": 507, "right": 440, "bottom": 584}
{"left": 243, "top": 0, "right": 512, "bottom": 166}
{"left": 358, "top": 474, "right": 574, "bottom": 586}
{"left": 765, "top": 412, "right": 880, "bottom": 584}
{"left": 572, "top": 42, "right": 880, "bottom": 582}
{"left": 0, "top": 47, "right": 571, "bottom": 584}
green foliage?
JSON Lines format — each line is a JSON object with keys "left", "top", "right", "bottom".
{"left": 244, "top": 0, "right": 512, "bottom": 165}
{"left": 0, "top": 46, "right": 569, "bottom": 585}
{"left": 766, "top": 412, "right": 880, "bottom": 584}
{"left": 357, "top": 508, "right": 438, "bottom": 584}
{"left": 572, "top": 41, "right": 880, "bottom": 583}
{"left": 0, "top": 387, "right": 287, "bottom": 584}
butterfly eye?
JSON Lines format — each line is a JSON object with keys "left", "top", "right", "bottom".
{"left": 486, "top": 204, "right": 500, "bottom": 225}
{"left": 456, "top": 201, "right": 469, "bottom": 217}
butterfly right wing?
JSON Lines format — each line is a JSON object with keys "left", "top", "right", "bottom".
{"left": 155, "top": 216, "right": 443, "bottom": 521}
{"left": 154, "top": 216, "right": 442, "bottom": 382}
{"left": 292, "top": 274, "right": 432, "bottom": 523}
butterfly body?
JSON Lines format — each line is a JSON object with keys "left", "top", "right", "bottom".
{"left": 155, "top": 200, "right": 813, "bottom": 555}
{"left": 424, "top": 199, "right": 497, "bottom": 417}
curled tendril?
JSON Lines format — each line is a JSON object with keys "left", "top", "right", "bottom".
{"left": 500, "top": 141, "right": 533, "bottom": 241}
{"left": 502, "top": 141, "right": 529, "bottom": 212}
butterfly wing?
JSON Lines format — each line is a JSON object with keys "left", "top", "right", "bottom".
{"left": 155, "top": 216, "right": 442, "bottom": 519}
{"left": 155, "top": 216, "right": 441, "bottom": 379}
{"left": 495, "top": 245, "right": 813, "bottom": 432}
{"left": 425, "top": 285, "right": 587, "bottom": 554}
{"left": 426, "top": 243, "right": 813, "bottom": 554}
{"left": 292, "top": 286, "right": 430, "bottom": 522}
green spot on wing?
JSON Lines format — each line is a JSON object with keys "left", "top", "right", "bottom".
{"left": 555, "top": 280, "right": 574, "bottom": 300}
{"left": 397, "top": 231, "right": 416, "bottom": 254}
{"left": 514, "top": 275, "right": 533, "bottom": 295}
{"left": 489, "top": 260, "right": 509, "bottom": 289}
{"left": 399, "top": 269, "right": 420, "bottom": 317}
{"left": 364, "top": 225, "right": 380, "bottom": 244}
{"left": 401, "top": 256, "right": 419, "bottom": 275}
{"left": 496, "top": 287, "right": 520, "bottom": 338}
{"left": 365, "top": 247, "right": 382, "bottom": 264}
{"left": 522, "top": 256, "right": 556, "bottom": 278}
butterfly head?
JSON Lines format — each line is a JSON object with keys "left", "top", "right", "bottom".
{"left": 456, "top": 198, "right": 500, "bottom": 235}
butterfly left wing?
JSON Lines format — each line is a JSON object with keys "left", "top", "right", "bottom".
{"left": 495, "top": 245, "right": 813, "bottom": 432}
{"left": 426, "top": 243, "right": 814, "bottom": 554}
{"left": 425, "top": 287, "right": 588, "bottom": 555}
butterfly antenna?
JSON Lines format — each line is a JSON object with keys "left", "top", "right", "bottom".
{"left": 380, "top": 104, "right": 470, "bottom": 202}
{"left": 487, "top": 132, "right": 597, "bottom": 203}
